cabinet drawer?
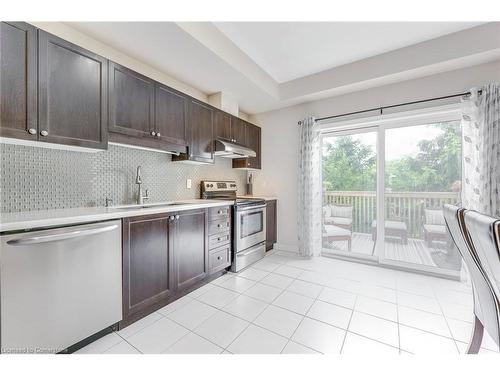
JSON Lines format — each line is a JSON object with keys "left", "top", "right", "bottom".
{"left": 209, "top": 206, "right": 231, "bottom": 220}
{"left": 208, "top": 218, "right": 231, "bottom": 235}
{"left": 209, "top": 232, "right": 231, "bottom": 250}
{"left": 209, "top": 245, "right": 231, "bottom": 274}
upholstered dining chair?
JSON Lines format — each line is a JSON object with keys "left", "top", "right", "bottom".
{"left": 443, "top": 205, "right": 500, "bottom": 353}
{"left": 464, "top": 210, "right": 500, "bottom": 351}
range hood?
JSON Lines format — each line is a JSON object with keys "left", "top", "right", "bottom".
{"left": 214, "top": 139, "right": 256, "bottom": 159}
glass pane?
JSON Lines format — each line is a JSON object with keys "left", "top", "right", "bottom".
{"left": 321, "top": 131, "right": 377, "bottom": 257}
{"left": 384, "top": 121, "right": 462, "bottom": 272}
{"left": 240, "top": 211, "right": 263, "bottom": 238}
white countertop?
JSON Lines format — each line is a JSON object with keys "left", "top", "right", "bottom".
{"left": 0, "top": 199, "right": 233, "bottom": 232}
{"left": 238, "top": 195, "right": 278, "bottom": 201}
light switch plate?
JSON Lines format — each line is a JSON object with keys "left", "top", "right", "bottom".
{"left": 186, "top": 179, "right": 192, "bottom": 189}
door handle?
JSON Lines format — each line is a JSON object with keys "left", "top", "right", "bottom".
{"left": 6, "top": 224, "right": 118, "bottom": 246}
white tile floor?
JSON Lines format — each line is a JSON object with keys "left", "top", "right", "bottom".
{"left": 76, "top": 250, "right": 500, "bottom": 354}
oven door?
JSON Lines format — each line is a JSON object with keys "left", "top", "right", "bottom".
{"left": 235, "top": 204, "right": 266, "bottom": 251}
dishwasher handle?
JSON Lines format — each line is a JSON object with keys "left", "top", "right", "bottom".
{"left": 6, "top": 224, "right": 119, "bottom": 246}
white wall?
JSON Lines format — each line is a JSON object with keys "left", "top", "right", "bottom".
{"left": 249, "top": 59, "right": 500, "bottom": 253}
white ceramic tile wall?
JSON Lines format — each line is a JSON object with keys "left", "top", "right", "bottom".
{"left": 0, "top": 143, "right": 246, "bottom": 212}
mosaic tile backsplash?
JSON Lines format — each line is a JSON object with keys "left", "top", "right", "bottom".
{"left": 0, "top": 143, "right": 246, "bottom": 213}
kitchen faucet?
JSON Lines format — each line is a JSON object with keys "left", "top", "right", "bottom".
{"left": 135, "top": 166, "right": 149, "bottom": 205}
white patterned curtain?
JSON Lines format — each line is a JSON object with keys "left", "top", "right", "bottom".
{"left": 297, "top": 117, "right": 322, "bottom": 257}
{"left": 461, "top": 83, "right": 500, "bottom": 218}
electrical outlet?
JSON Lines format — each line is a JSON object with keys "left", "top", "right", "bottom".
{"left": 186, "top": 179, "right": 192, "bottom": 189}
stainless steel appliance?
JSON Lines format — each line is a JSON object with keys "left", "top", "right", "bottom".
{"left": 201, "top": 181, "right": 266, "bottom": 272}
{"left": 213, "top": 139, "right": 257, "bottom": 158}
{"left": 0, "top": 220, "right": 123, "bottom": 353}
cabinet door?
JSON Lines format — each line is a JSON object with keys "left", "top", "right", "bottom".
{"left": 173, "top": 209, "right": 208, "bottom": 290}
{"left": 38, "top": 31, "right": 108, "bottom": 149}
{"left": 266, "top": 200, "right": 277, "bottom": 251}
{"left": 154, "top": 83, "right": 188, "bottom": 148}
{"left": 214, "top": 110, "right": 231, "bottom": 141}
{"left": 231, "top": 116, "right": 247, "bottom": 145}
{"left": 245, "top": 124, "right": 261, "bottom": 169}
{"left": 122, "top": 215, "right": 173, "bottom": 324}
{"left": 186, "top": 100, "right": 214, "bottom": 163}
{"left": 232, "top": 123, "right": 261, "bottom": 169}
{"left": 108, "top": 61, "right": 154, "bottom": 139}
{"left": 0, "top": 22, "right": 37, "bottom": 140}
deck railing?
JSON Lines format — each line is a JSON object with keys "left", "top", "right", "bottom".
{"left": 324, "top": 191, "right": 460, "bottom": 238}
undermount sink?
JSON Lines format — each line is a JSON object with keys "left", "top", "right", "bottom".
{"left": 107, "top": 202, "right": 191, "bottom": 210}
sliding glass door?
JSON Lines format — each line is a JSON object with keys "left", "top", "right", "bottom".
{"left": 321, "top": 129, "right": 378, "bottom": 260}
{"left": 320, "top": 107, "right": 463, "bottom": 277}
{"left": 380, "top": 120, "right": 462, "bottom": 274}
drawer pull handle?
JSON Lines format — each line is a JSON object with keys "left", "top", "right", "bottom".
{"left": 217, "top": 256, "right": 222, "bottom": 260}
{"left": 217, "top": 237, "right": 221, "bottom": 241}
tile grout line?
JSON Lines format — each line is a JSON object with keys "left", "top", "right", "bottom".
{"left": 224, "top": 262, "right": 307, "bottom": 352}
{"left": 339, "top": 294, "right": 358, "bottom": 354}
{"left": 431, "top": 281, "right": 463, "bottom": 353}
{"left": 280, "top": 283, "right": 325, "bottom": 353}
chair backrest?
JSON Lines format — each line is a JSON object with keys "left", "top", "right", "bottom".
{"left": 425, "top": 208, "right": 446, "bottom": 226}
{"left": 443, "top": 205, "right": 500, "bottom": 347}
{"left": 464, "top": 211, "right": 500, "bottom": 348}
{"left": 331, "top": 204, "right": 353, "bottom": 219}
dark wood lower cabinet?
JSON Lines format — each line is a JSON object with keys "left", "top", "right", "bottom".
{"left": 121, "top": 208, "right": 228, "bottom": 328}
{"left": 172, "top": 209, "right": 208, "bottom": 290}
{"left": 266, "top": 200, "right": 277, "bottom": 251}
{"left": 122, "top": 214, "right": 174, "bottom": 327}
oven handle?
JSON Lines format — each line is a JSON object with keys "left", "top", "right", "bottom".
{"left": 237, "top": 204, "right": 267, "bottom": 212}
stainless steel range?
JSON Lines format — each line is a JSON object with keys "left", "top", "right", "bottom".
{"left": 201, "top": 180, "right": 266, "bottom": 272}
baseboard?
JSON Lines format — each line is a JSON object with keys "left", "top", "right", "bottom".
{"left": 274, "top": 242, "right": 299, "bottom": 253}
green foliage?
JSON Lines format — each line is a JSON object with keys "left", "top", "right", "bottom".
{"left": 322, "top": 122, "right": 461, "bottom": 192}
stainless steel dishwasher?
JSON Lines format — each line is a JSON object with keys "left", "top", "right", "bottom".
{"left": 0, "top": 220, "right": 123, "bottom": 353}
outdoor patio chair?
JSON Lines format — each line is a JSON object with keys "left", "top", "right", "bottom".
{"left": 423, "top": 208, "right": 449, "bottom": 247}
{"left": 323, "top": 204, "right": 353, "bottom": 231}
{"left": 323, "top": 224, "right": 352, "bottom": 251}
{"left": 371, "top": 220, "right": 408, "bottom": 244}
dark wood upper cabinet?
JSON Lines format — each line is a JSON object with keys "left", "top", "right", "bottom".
{"left": 173, "top": 99, "right": 214, "bottom": 163}
{"left": 154, "top": 83, "right": 188, "bottom": 147}
{"left": 233, "top": 122, "right": 261, "bottom": 169}
{"left": 0, "top": 22, "right": 37, "bottom": 140}
{"left": 38, "top": 31, "right": 108, "bottom": 149}
{"left": 173, "top": 209, "right": 208, "bottom": 290}
{"left": 266, "top": 200, "right": 277, "bottom": 251}
{"left": 214, "top": 110, "right": 231, "bottom": 141}
{"left": 231, "top": 116, "right": 247, "bottom": 145}
{"left": 122, "top": 214, "right": 174, "bottom": 326}
{"left": 108, "top": 61, "right": 154, "bottom": 139}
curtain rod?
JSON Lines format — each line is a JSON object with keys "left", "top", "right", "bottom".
{"left": 297, "top": 90, "right": 482, "bottom": 125}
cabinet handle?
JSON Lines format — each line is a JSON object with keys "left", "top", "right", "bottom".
{"left": 150, "top": 131, "right": 156, "bottom": 136}
{"left": 169, "top": 216, "right": 175, "bottom": 221}
{"left": 218, "top": 210, "right": 222, "bottom": 214}
{"left": 28, "top": 128, "right": 36, "bottom": 135}
{"left": 217, "top": 256, "right": 222, "bottom": 260}
{"left": 156, "top": 132, "right": 161, "bottom": 137}
{"left": 217, "top": 237, "right": 221, "bottom": 241}
{"left": 175, "top": 215, "right": 179, "bottom": 220}
{"left": 40, "top": 130, "right": 48, "bottom": 137}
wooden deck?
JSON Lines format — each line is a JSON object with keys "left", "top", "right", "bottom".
{"left": 322, "top": 232, "right": 460, "bottom": 270}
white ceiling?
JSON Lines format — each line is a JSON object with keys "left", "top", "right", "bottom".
{"left": 66, "top": 22, "right": 498, "bottom": 114}
{"left": 213, "top": 22, "right": 483, "bottom": 83}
